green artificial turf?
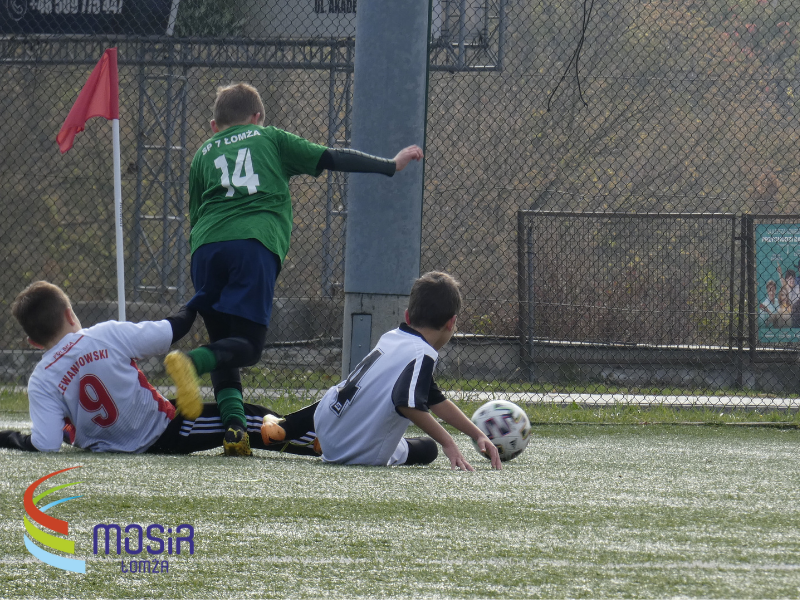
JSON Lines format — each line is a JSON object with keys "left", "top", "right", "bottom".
{"left": 1, "top": 418, "right": 799, "bottom": 599}
{"left": 3, "top": 386, "right": 799, "bottom": 426}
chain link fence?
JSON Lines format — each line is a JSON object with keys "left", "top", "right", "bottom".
{"left": 1, "top": 0, "right": 799, "bottom": 410}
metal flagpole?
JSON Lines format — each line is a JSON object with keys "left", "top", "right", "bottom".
{"left": 112, "top": 118, "right": 126, "bottom": 322}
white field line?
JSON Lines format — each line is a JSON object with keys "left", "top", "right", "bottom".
{"left": 444, "top": 390, "right": 800, "bottom": 409}
{"left": 160, "top": 386, "right": 800, "bottom": 409}
{"left": 4, "top": 385, "right": 797, "bottom": 410}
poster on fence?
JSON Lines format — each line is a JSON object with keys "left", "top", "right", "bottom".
{"left": 755, "top": 223, "right": 800, "bottom": 343}
{"left": 0, "top": 0, "right": 178, "bottom": 35}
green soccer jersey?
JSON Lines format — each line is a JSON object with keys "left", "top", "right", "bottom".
{"left": 188, "top": 124, "right": 327, "bottom": 261}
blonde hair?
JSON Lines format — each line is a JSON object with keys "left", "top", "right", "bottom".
{"left": 213, "top": 83, "right": 265, "bottom": 129}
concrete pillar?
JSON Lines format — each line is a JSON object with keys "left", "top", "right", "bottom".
{"left": 342, "top": 0, "right": 430, "bottom": 376}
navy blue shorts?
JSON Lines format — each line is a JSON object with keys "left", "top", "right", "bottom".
{"left": 187, "top": 239, "right": 280, "bottom": 326}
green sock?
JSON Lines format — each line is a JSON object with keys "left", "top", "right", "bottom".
{"left": 188, "top": 347, "right": 216, "bottom": 375}
{"left": 216, "top": 388, "right": 246, "bottom": 430}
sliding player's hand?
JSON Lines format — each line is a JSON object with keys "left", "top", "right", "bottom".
{"left": 442, "top": 441, "right": 475, "bottom": 472}
{"left": 475, "top": 436, "right": 502, "bottom": 470}
{"left": 393, "top": 145, "right": 423, "bottom": 172}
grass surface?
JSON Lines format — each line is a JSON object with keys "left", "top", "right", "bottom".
{"left": 128, "top": 365, "right": 800, "bottom": 401}
{"left": 3, "top": 387, "right": 799, "bottom": 426}
{"left": 1, "top": 407, "right": 800, "bottom": 599}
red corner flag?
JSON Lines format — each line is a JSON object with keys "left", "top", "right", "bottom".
{"left": 56, "top": 48, "right": 119, "bottom": 153}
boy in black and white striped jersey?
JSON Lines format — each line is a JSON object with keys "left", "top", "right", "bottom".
{"left": 307, "top": 272, "right": 502, "bottom": 470}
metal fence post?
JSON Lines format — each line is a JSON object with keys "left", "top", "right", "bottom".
{"left": 745, "top": 215, "right": 757, "bottom": 362}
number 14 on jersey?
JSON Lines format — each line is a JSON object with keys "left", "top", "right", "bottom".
{"left": 214, "top": 148, "right": 260, "bottom": 197}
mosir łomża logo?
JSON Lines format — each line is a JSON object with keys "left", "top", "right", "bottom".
{"left": 23, "top": 466, "right": 86, "bottom": 573}
{"left": 23, "top": 467, "right": 195, "bottom": 575}
{"left": 93, "top": 523, "right": 194, "bottom": 573}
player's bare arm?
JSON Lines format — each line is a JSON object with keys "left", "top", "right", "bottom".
{"left": 397, "top": 405, "right": 475, "bottom": 471}
{"left": 431, "top": 400, "right": 502, "bottom": 470}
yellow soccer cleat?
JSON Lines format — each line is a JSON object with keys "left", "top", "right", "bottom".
{"left": 260, "top": 414, "right": 287, "bottom": 445}
{"left": 223, "top": 425, "right": 252, "bottom": 456}
{"left": 164, "top": 351, "right": 202, "bottom": 420}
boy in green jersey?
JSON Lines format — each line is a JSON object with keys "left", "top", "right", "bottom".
{"left": 165, "top": 83, "right": 423, "bottom": 456}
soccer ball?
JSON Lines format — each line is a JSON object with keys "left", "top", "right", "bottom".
{"left": 471, "top": 400, "right": 532, "bottom": 462}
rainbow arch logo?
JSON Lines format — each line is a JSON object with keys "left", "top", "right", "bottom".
{"left": 23, "top": 466, "right": 86, "bottom": 573}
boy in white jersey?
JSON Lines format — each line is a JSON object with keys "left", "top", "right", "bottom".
{"left": 0, "top": 281, "right": 318, "bottom": 455}
{"left": 309, "top": 272, "right": 502, "bottom": 470}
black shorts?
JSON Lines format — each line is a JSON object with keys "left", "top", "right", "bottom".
{"left": 146, "top": 401, "right": 318, "bottom": 456}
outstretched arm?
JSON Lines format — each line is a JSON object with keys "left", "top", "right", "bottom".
{"left": 316, "top": 145, "right": 423, "bottom": 176}
{"left": 430, "top": 400, "right": 502, "bottom": 470}
{"left": 397, "top": 406, "right": 476, "bottom": 471}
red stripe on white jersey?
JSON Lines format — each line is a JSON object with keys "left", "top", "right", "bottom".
{"left": 44, "top": 336, "right": 84, "bottom": 370}
{"left": 130, "top": 359, "right": 175, "bottom": 421}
